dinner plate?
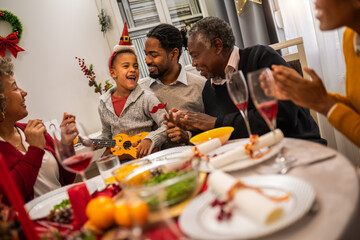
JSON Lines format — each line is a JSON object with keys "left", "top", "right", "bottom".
{"left": 25, "top": 175, "right": 103, "bottom": 220}
{"left": 144, "top": 145, "right": 193, "bottom": 161}
{"left": 179, "top": 174, "right": 315, "bottom": 239}
{"left": 201, "top": 139, "right": 281, "bottom": 172}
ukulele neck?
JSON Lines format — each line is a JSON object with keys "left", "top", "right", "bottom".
{"left": 91, "top": 139, "right": 116, "bottom": 148}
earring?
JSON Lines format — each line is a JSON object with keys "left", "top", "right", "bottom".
{"left": 0, "top": 112, "right": 5, "bottom": 121}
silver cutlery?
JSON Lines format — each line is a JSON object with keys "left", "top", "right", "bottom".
{"left": 280, "top": 153, "right": 337, "bottom": 174}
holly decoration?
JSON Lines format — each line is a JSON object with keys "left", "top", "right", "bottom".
{"left": 98, "top": 9, "right": 111, "bottom": 33}
{"left": 103, "top": 79, "right": 113, "bottom": 93}
{"left": 75, "top": 57, "right": 112, "bottom": 95}
{"left": 0, "top": 10, "right": 24, "bottom": 58}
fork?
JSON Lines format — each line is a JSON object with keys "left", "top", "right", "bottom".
{"left": 280, "top": 154, "right": 337, "bottom": 174}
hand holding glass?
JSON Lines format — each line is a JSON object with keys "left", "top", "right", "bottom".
{"left": 50, "top": 122, "right": 94, "bottom": 182}
{"left": 226, "top": 70, "right": 252, "bottom": 137}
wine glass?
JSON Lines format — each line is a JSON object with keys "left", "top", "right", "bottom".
{"left": 247, "top": 68, "right": 295, "bottom": 173}
{"left": 226, "top": 70, "right": 252, "bottom": 137}
{"left": 49, "top": 122, "right": 94, "bottom": 182}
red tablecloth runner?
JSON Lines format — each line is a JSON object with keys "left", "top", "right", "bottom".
{"left": 34, "top": 177, "right": 208, "bottom": 239}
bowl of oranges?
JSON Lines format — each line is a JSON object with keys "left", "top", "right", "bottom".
{"left": 112, "top": 157, "right": 200, "bottom": 210}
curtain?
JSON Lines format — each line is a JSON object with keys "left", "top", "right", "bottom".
{"left": 276, "top": 0, "right": 360, "bottom": 165}
{"left": 212, "top": 0, "right": 272, "bottom": 48}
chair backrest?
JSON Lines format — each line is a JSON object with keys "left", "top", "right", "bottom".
{"left": 269, "top": 37, "right": 310, "bottom": 79}
{"left": 269, "top": 37, "right": 319, "bottom": 125}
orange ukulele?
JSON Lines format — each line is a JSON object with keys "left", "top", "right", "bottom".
{"left": 87, "top": 132, "right": 156, "bottom": 160}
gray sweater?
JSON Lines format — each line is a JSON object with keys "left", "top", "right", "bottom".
{"left": 139, "top": 66, "right": 206, "bottom": 113}
{"left": 98, "top": 84, "right": 167, "bottom": 151}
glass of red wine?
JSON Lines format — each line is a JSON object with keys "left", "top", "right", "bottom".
{"left": 248, "top": 68, "right": 295, "bottom": 173}
{"left": 226, "top": 70, "right": 252, "bottom": 137}
{"left": 49, "top": 122, "right": 94, "bottom": 182}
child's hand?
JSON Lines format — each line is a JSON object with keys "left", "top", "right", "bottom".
{"left": 137, "top": 139, "right": 152, "bottom": 158}
{"left": 102, "top": 147, "right": 112, "bottom": 157}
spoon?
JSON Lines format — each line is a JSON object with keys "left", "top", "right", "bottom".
{"left": 280, "top": 154, "right": 336, "bottom": 174}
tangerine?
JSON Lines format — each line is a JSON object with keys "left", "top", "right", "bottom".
{"left": 130, "top": 199, "right": 149, "bottom": 225}
{"left": 114, "top": 201, "right": 132, "bottom": 228}
{"left": 86, "top": 196, "right": 115, "bottom": 230}
{"left": 114, "top": 199, "right": 149, "bottom": 228}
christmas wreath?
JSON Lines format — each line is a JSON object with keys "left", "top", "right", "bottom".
{"left": 0, "top": 10, "right": 24, "bottom": 58}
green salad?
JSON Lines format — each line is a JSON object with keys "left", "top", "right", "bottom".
{"left": 143, "top": 170, "right": 198, "bottom": 210}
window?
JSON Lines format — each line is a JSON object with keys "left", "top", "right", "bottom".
{"left": 115, "top": 0, "right": 208, "bottom": 78}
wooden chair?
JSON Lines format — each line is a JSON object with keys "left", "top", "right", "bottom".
{"left": 269, "top": 37, "right": 310, "bottom": 79}
{"left": 269, "top": 37, "right": 319, "bottom": 125}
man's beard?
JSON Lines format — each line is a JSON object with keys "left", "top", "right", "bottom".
{"left": 148, "top": 65, "right": 169, "bottom": 79}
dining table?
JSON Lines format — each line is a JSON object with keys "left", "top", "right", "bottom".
{"left": 25, "top": 137, "right": 360, "bottom": 240}
{"left": 223, "top": 138, "right": 360, "bottom": 240}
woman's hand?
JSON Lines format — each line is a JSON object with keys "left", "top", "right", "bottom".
{"left": 137, "top": 139, "right": 152, "bottom": 158}
{"left": 60, "top": 112, "right": 76, "bottom": 127}
{"left": 60, "top": 112, "right": 78, "bottom": 145}
{"left": 25, "top": 119, "right": 47, "bottom": 149}
{"left": 272, "top": 65, "right": 336, "bottom": 115}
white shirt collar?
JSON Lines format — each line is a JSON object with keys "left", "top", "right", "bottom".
{"left": 354, "top": 33, "right": 360, "bottom": 56}
{"left": 149, "top": 64, "right": 188, "bottom": 87}
{"left": 211, "top": 46, "right": 240, "bottom": 86}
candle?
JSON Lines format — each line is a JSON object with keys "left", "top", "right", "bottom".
{"left": 67, "top": 182, "right": 91, "bottom": 228}
{"left": 0, "top": 154, "right": 40, "bottom": 240}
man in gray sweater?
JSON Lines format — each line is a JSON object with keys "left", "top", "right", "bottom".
{"left": 139, "top": 24, "right": 206, "bottom": 145}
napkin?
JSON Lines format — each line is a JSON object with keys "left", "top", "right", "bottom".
{"left": 163, "top": 138, "right": 222, "bottom": 172}
{"left": 171, "top": 138, "right": 222, "bottom": 159}
{"left": 210, "top": 129, "right": 284, "bottom": 169}
{"left": 208, "top": 171, "right": 284, "bottom": 224}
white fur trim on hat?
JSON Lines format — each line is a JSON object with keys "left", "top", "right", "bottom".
{"left": 113, "top": 45, "right": 136, "bottom": 53}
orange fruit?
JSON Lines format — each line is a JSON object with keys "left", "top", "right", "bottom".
{"left": 130, "top": 199, "right": 149, "bottom": 225}
{"left": 114, "top": 164, "right": 151, "bottom": 186}
{"left": 114, "top": 201, "right": 132, "bottom": 228}
{"left": 86, "top": 196, "right": 115, "bottom": 230}
{"left": 114, "top": 199, "right": 149, "bottom": 228}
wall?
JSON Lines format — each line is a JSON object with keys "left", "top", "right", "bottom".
{"left": 1, "top": 0, "right": 112, "bottom": 134}
{"left": 1, "top": 0, "right": 215, "bottom": 135}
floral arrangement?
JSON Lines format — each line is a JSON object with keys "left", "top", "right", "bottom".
{"left": 98, "top": 9, "right": 111, "bottom": 33}
{"left": 75, "top": 57, "right": 113, "bottom": 95}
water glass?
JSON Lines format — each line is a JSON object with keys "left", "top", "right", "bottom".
{"left": 96, "top": 155, "right": 120, "bottom": 185}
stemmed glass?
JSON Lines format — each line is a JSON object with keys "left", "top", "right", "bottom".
{"left": 226, "top": 70, "right": 252, "bottom": 137}
{"left": 248, "top": 68, "right": 295, "bottom": 173}
{"left": 49, "top": 122, "right": 94, "bottom": 182}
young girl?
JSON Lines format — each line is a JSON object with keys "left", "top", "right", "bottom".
{"left": 98, "top": 25, "right": 167, "bottom": 159}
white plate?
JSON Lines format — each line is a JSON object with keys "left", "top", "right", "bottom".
{"left": 201, "top": 139, "right": 281, "bottom": 172}
{"left": 179, "top": 174, "right": 315, "bottom": 239}
{"left": 144, "top": 146, "right": 193, "bottom": 161}
{"left": 25, "top": 176, "right": 103, "bottom": 220}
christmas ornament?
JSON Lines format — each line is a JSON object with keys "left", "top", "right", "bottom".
{"left": 236, "top": 0, "right": 262, "bottom": 15}
{"left": 98, "top": 8, "right": 111, "bottom": 33}
{"left": 0, "top": 10, "right": 24, "bottom": 58}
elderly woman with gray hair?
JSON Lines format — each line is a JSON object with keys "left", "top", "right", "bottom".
{"left": 0, "top": 57, "right": 76, "bottom": 204}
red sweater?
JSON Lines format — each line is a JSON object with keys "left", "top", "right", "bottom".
{"left": 0, "top": 123, "right": 75, "bottom": 204}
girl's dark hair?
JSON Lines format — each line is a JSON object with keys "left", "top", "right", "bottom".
{"left": 146, "top": 24, "right": 186, "bottom": 61}
{"left": 110, "top": 49, "right": 136, "bottom": 69}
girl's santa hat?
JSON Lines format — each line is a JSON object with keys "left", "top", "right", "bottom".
{"left": 109, "top": 22, "right": 135, "bottom": 70}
